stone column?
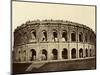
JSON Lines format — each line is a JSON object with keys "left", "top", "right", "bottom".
{"left": 36, "top": 47, "right": 41, "bottom": 61}
{"left": 25, "top": 49, "right": 27, "bottom": 61}
{"left": 25, "top": 45, "right": 28, "bottom": 62}
{"left": 27, "top": 48, "right": 31, "bottom": 61}
{"left": 77, "top": 49, "right": 79, "bottom": 58}
{"left": 88, "top": 44, "right": 91, "bottom": 57}
{"left": 77, "top": 27, "right": 79, "bottom": 58}
{"left": 47, "top": 44, "right": 52, "bottom": 60}
{"left": 83, "top": 49, "right": 86, "bottom": 58}
{"left": 88, "top": 48, "right": 90, "bottom": 57}
{"left": 47, "top": 49, "right": 52, "bottom": 60}
{"left": 15, "top": 48, "right": 17, "bottom": 61}
{"left": 58, "top": 49, "right": 62, "bottom": 60}
{"left": 36, "top": 50, "right": 38, "bottom": 61}
{"left": 68, "top": 47, "right": 72, "bottom": 59}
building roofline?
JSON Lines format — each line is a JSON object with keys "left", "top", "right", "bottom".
{"left": 14, "top": 19, "right": 95, "bottom": 33}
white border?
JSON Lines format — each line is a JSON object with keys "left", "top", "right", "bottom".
{"left": 0, "top": 0, "right": 99, "bottom": 75}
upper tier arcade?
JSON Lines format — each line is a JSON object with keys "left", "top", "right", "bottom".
{"left": 14, "top": 20, "right": 96, "bottom": 47}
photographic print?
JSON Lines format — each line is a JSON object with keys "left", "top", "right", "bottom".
{"left": 12, "top": 0, "right": 96, "bottom": 74}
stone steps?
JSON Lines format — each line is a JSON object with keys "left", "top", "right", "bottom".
{"left": 25, "top": 62, "right": 46, "bottom": 71}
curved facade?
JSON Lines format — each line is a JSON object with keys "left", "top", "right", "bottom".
{"left": 13, "top": 20, "right": 96, "bottom": 62}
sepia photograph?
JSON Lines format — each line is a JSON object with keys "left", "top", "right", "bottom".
{"left": 12, "top": 1, "right": 96, "bottom": 74}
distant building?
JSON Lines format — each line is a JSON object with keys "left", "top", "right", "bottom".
{"left": 13, "top": 20, "right": 96, "bottom": 62}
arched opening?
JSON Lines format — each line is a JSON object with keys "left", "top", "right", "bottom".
{"left": 71, "top": 48, "right": 76, "bottom": 59}
{"left": 42, "top": 49, "right": 47, "bottom": 60}
{"left": 15, "top": 33, "right": 22, "bottom": 44}
{"left": 53, "top": 30, "right": 58, "bottom": 42}
{"left": 42, "top": 30, "right": 47, "bottom": 41}
{"left": 86, "top": 48, "right": 88, "bottom": 57}
{"left": 30, "top": 49, "right": 36, "bottom": 61}
{"left": 62, "top": 30, "right": 67, "bottom": 41}
{"left": 90, "top": 49, "right": 92, "bottom": 57}
{"left": 31, "top": 29, "right": 36, "bottom": 40}
{"left": 52, "top": 49, "right": 58, "bottom": 60}
{"left": 79, "top": 48, "right": 83, "bottom": 58}
{"left": 71, "top": 32, "right": 76, "bottom": 42}
{"left": 62, "top": 48, "right": 68, "bottom": 59}
{"left": 79, "top": 32, "right": 83, "bottom": 42}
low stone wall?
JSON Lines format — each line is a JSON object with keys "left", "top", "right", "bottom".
{"left": 12, "top": 58, "right": 96, "bottom": 74}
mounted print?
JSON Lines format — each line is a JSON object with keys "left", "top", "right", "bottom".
{"left": 12, "top": 0, "right": 96, "bottom": 74}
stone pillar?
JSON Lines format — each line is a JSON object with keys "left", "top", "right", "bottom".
{"left": 88, "top": 49, "right": 90, "bottom": 57}
{"left": 27, "top": 48, "right": 31, "bottom": 61}
{"left": 25, "top": 45, "right": 28, "bottom": 62}
{"left": 91, "top": 49, "right": 93, "bottom": 57}
{"left": 25, "top": 49, "right": 28, "bottom": 61}
{"left": 36, "top": 48, "right": 41, "bottom": 61}
{"left": 47, "top": 49, "right": 52, "bottom": 60}
{"left": 15, "top": 49, "right": 17, "bottom": 61}
{"left": 58, "top": 49, "right": 62, "bottom": 60}
{"left": 83, "top": 49, "right": 86, "bottom": 58}
{"left": 68, "top": 48, "right": 72, "bottom": 59}
{"left": 47, "top": 45, "right": 52, "bottom": 60}
{"left": 36, "top": 50, "right": 38, "bottom": 61}
{"left": 93, "top": 48, "right": 95, "bottom": 57}
{"left": 22, "top": 50, "right": 24, "bottom": 62}
{"left": 77, "top": 49, "right": 79, "bottom": 58}
{"left": 77, "top": 27, "right": 79, "bottom": 59}
{"left": 27, "top": 49, "right": 29, "bottom": 61}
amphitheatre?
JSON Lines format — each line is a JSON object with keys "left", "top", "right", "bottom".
{"left": 12, "top": 19, "right": 96, "bottom": 74}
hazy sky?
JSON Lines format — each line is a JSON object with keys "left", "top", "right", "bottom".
{"left": 12, "top": 1, "right": 96, "bottom": 32}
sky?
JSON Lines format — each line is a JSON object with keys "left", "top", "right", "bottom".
{"left": 12, "top": 1, "right": 96, "bottom": 32}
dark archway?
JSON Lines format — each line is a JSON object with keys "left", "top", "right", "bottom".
{"left": 30, "top": 49, "right": 36, "bottom": 61}
{"left": 53, "top": 30, "right": 58, "bottom": 42}
{"left": 71, "top": 48, "right": 76, "bottom": 59}
{"left": 42, "top": 30, "right": 47, "bottom": 41}
{"left": 71, "top": 32, "right": 76, "bottom": 42}
{"left": 62, "top": 48, "right": 68, "bottom": 59}
{"left": 42, "top": 49, "right": 47, "bottom": 60}
{"left": 79, "top": 48, "right": 83, "bottom": 58}
{"left": 90, "top": 49, "right": 92, "bottom": 57}
{"left": 62, "top": 30, "right": 67, "bottom": 41}
{"left": 31, "top": 29, "right": 36, "bottom": 40}
{"left": 79, "top": 32, "right": 83, "bottom": 42}
{"left": 86, "top": 49, "right": 88, "bottom": 57}
{"left": 52, "top": 49, "right": 58, "bottom": 60}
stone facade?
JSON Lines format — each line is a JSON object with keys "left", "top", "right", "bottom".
{"left": 13, "top": 20, "right": 96, "bottom": 62}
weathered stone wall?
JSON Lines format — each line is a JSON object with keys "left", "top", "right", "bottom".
{"left": 13, "top": 20, "right": 96, "bottom": 62}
